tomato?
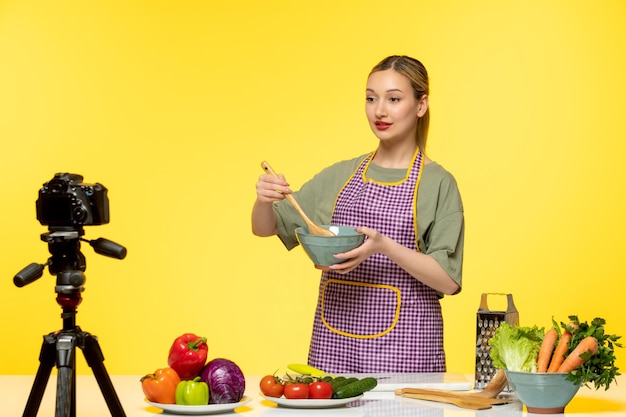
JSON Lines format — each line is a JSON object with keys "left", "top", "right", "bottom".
{"left": 308, "top": 381, "right": 333, "bottom": 399}
{"left": 259, "top": 375, "right": 284, "bottom": 398}
{"left": 283, "top": 382, "right": 310, "bottom": 399}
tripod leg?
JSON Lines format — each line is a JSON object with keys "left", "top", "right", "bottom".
{"left": 55, "top": 333, "right": 76, "bottom": 417}
{"left": 22, "top": 334, "right": 57, "bottom": 417}
{"left": 56, "top": 366, "right": 75, "bottom": 417}
{"left": 81, "top": 333, "right": 126, "bottom": 417}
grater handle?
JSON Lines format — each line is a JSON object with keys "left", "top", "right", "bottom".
{"left": 478, "top": 292, "right": 516, "bottom": 312}
{"left": 506, "top": 293, "right": 517, "bottom": 314}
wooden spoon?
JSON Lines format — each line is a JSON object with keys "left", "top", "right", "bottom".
{"left": 261, "top": 161, "right": 335, "bottom": 236}
{"left": 396, "top": 368, "right": 508, "bottom": 400}
{"left": 398, "top": 393, "right": 495, "bottom": 410}
{"left": 397, "top": 391, "right": 511, "bottom": 405}
{"left": 397, "top": 371, "right": 512, "bottom": 411}
{"left": 474, "top": 368, "right": 509, "bottom": 398}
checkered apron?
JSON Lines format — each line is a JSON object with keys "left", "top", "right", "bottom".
{"left": 307, "top": 150, "right": 445, "bottom": 373}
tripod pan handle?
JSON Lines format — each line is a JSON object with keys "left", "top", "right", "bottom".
{"left": 14, "top": 263, "right": 46, "bottom": 287}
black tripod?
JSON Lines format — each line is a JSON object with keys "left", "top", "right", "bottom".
{"left": 14, "top": 229, "right": 127, "bottom": 417}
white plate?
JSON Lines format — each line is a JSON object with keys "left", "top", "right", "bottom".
{"left": 145, "top": 396, "right": 252, "bottom": 415}
{"left": 260, "top": 394, "right": 363, "bottom": 409}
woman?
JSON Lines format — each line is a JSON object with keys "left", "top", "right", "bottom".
{"left": 252, "top": 55, "right": 464, "bottom": 373}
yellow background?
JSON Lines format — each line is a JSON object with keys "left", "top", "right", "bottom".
{"left": 1, "top": 0, "right": 624, "bottom": 378}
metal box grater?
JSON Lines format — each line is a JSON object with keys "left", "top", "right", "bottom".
{"left": 474, "top": 293, "right": 519, "bottom": 389}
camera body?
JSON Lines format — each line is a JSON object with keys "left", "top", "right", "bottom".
{"left": 36, "top": 173, "right": 110, "bottom": 227}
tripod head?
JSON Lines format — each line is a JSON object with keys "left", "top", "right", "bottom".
{"left": 12, "top": 173, "right": 126, "bottom": 306}
{"left": 14, "top": 228, "right": 126, "bottom": 292}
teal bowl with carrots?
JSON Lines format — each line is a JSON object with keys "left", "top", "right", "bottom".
{"left": 504, "top": 371, "right": 581, "bottom": 414}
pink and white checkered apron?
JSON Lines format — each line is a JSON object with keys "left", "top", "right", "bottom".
{"left": 307, "top": 149, "right": 446, "bottom": 373}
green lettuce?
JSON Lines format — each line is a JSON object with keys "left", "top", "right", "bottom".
{"left": 488, "top": 322, "right": 544, "bottom": 372}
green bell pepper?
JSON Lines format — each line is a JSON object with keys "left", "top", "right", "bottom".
{"left": 175, "top": 377, "right": 209, "bottom": 405}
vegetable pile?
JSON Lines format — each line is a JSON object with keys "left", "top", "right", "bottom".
{"left": 259, "top": 363, "right": 377, "bottom": 400}
{"left": 141, "top": 332, "right": 246, "bottom": 406}
{"left": 489, "top": 316, "right": 622, "bottom": 389}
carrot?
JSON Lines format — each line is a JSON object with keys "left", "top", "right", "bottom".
{"left": 547, "top": 330, "right": 572, "bottom": 372}
{"left": 547, "top": 322, "right": 578, "bottom": 373}
{"left": 556, "top": 336, "right": 599, "bottom": 373}
{"left": 537, "top": 328, "right": 558, "bottom": 372}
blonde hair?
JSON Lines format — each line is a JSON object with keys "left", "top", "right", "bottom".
{"left": 370, "top": 56, "right": 430, "bottom": 152}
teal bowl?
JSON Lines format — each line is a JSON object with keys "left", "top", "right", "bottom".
{"left": 295, "top": 225, "right": 365, "bottom": 270}
{"left": 505, "top": 370, "right": 581, "bottom": 414}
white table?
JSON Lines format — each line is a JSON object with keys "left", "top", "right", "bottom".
{"left": 1, "top": 374, "right": 625, "bottom": 416}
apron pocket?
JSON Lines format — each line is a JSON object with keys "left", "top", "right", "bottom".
{"left": 321, "top": 278, "right": 401, "bottom": 339}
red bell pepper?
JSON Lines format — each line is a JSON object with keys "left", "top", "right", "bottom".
{"left": 167, "top": 333, "right": 208, "bottom": 380}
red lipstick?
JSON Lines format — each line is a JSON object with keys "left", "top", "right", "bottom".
{"left": 375, "top": 121, "right": 392, "bottom": 131}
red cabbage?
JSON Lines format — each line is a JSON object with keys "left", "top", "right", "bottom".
{"left": 199, "top": 358, "right": 245, "bottom": 404}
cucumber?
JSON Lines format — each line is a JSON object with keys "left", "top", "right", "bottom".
{"left": 333, "top": 377, "right": 378, "bottom": 399}
{"left": 328, "top": 376, "right": 353, "bottom": 392}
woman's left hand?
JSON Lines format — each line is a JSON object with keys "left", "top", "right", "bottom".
{"left": 328, "top": 226, "right": 385, "bottom": 273}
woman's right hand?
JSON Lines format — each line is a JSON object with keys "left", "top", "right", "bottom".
{"left": 255, "top": 173, "right": 292, "bottom": 204}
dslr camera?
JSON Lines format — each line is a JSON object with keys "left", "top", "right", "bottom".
{"left": 36, "top": 173, "right": 110, "bottom": 227}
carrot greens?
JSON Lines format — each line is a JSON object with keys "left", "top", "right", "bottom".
{"left": 563, "top": 316, "right": 622, "bottom": 390}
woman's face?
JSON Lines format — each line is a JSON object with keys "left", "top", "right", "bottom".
{"left": 365, "top": 69, "right": 427, "bottom": 145}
